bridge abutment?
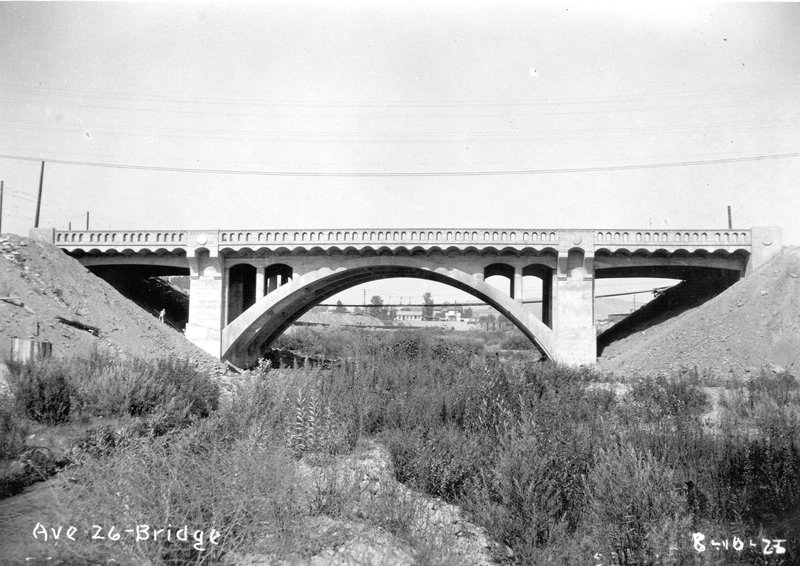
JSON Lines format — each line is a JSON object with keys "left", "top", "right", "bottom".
{"left": 747, "top": 226, "right": 783, "bottom": 275}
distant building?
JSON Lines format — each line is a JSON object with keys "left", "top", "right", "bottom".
{"left": 443, "top": 310, "right": 461, "bottom": 322}
{"left": 395, "top": 307, "right": 423, "bottom": 321}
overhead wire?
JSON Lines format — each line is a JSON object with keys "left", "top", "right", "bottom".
{"left": 3, "top": 112, "right": 798, "bottom": 144}
{"left": 1, "top": 151, "right": 798, "bottom": 177}
{"left": 4, "top": 78, "right": 800, "bottom": 110}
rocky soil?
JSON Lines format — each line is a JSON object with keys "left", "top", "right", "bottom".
{"left": 598, "top": 246, "right": 800, "bottom": 377}
{"left": 227, "top": 440, "right": 502, "bottom": 566}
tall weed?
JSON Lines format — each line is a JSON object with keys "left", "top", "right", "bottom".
{"left": 0, "top": 395, "right": 29, "bottom": 458}
{"left": 51, "top": 411, "right": 299, "bottom": 564}
{"left": 582, "top": 442, "right": 692, "bottom": 560}
{"left": 5, "top": 351, "right": 218, "bottom": 425}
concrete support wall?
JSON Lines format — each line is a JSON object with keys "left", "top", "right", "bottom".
{"left": 553, "top": 237, "right": 596, "bottom": 365}
{"left": 185, "top": 250, "right": 224, "bottom": 358}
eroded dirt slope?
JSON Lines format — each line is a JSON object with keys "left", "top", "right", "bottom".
{"left": 0, "top": 233, "right": 220, "bottom": 370}
{"left": 598, "top": 246, "right": 800, "bottom": 377}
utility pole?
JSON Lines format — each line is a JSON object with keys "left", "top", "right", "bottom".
{"left": 0, "top": 180, "right": 4, "bottom": 234}
{"left": 34, "top": 161, "right": 45, "bottom": 228}
{"left": 85, "top": 211, "right": 90, "bottom": 230}
{"left": 727, "top": 205, "right": 732, "bottom": 229}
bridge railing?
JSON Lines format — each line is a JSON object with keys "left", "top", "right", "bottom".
{"left": 51, "top": 228, "right": 753, "bottom": 250}
{"left": 594, "top": 229, "right": 751, "bottom": 246}
{"left": 218, "top": 229, "right": 563, "bottom": 246}
{"left": 54, "top": 230, "right": 188, "bottom": 246}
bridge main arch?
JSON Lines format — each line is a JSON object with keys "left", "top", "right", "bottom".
{"left": 221, "top": 262, "right": 557, "bottom": 368}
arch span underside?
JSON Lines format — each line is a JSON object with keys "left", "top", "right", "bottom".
{"left": 221, "top": 264, "right": 556, "bottom": 367}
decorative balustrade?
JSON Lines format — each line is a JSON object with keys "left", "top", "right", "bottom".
{"left": 217, "top": 229, "right": 561, "bottom": 246}
{"left": 52, "top": 228, "right": 753, "bottom": 251}
{"left": 54, "top": 230, "right": 187, "bottom": 246}
{"left": 594, "top": 229, "right": 751, "bottom": 246}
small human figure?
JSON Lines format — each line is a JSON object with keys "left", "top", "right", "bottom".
{"left": 158, "top": 308, "right": 166, "bottom": 323}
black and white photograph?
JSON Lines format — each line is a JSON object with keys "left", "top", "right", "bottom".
{"left": 0, "top": 2, "right": 799, "bottom": 564}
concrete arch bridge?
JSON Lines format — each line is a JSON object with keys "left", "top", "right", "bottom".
{"left": 32, "top": 226, "right": 782, "bottom": 367}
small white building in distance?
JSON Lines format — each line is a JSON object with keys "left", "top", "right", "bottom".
{"left": 395, "top": 307, "right": 424, "bottom": 321}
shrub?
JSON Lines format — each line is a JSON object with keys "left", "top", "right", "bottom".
{"left": 0, "top": 395, "right": 28, "bottom": 459}
{"left": 52, "top": 412, "right": 300, "bottom": 565}
{"left": 628, "top": 373, "right": 707, "bottom": 423}
{"left": 385, "top": 330, "right": 430, "bottom": 360}
{"left": 498, "top": 333, "right": 532, "bottom": 350}
{"left": 581, "top": 442, "right": 692, "bottom": 560}
{"left": 467, "top": 417, "right": 594, "bottom": 561}
{"left": 430, "top": 335, "right": 484, "bottom": 361}
{"left": 384, "top": 424, "right": 483, "bottom": 500}
{"left": 5, "top": 358, "right": 73, "bottom": 424}
{"left": 5, "top": 352, "right": 218, "bottom": 425}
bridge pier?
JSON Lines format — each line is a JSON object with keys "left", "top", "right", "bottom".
{"left": 185, "top": 248, "right": 224, "bottom": 358}
{"left": 552, "top": 241, "right": 597, "bottom": 366}
{"left": 513, "top": 266, "right": 523, "bottom": 302}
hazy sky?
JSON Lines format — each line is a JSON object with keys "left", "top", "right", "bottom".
{"left": 1, "top": 2, "right": 798, "bottom": 305}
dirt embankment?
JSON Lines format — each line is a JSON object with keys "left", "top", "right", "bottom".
{"left": 599, "top": 246, "right": 800, "bottom": 377}
{"left": 0, "top": 233, "right": 221, "bottom": 374}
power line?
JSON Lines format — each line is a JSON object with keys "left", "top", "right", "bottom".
{"left": 1, "top": 151, "right": 799, "bottom": 177}
{"left": 4, "top": 78, "right": 800, "bottom": 110}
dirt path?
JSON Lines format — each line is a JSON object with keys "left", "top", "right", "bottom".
{"left": 0, "top": 481, "right": 66, "bottom": 564}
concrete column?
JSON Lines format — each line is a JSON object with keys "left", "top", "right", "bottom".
{"left": 255, "top": 267, "right": 265, "bottom": 299}
{"left": 185, "top": 249, "right": 224, "bottom": 358}
{"left": 553, "top": 245, "right": 596, "bottom": 365}
{"left": 541, "top": 270, "right": 553, "bottom": 328}
{"left": 512, "top": 265, "right": 523, "bottom": 302}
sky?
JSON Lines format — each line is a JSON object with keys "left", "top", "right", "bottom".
{"left": 0, "top": 2, "right": 798, "bottom": 308}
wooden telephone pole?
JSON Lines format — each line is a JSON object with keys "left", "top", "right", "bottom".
{"left": 34, "top": 161, "right": 45, "bottom": 228}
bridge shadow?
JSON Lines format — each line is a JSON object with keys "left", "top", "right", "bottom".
{"left": 89, "top": 265, "right": 190, "bottom": 330}
{"left": 596, "top": 268, "right": 740, "bottom": 355}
